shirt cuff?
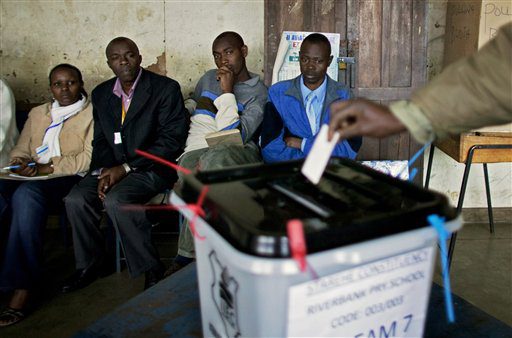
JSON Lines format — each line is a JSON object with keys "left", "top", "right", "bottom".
{"left": 122, "top": 163, "right": 132, "bottom": 174}
{"left": 389, "top": 100, "right": 436, "bottom": 144}
{"left": 213, "top": 93, "right": 237, "bottom": 111}
{"left": 91, "top": 168, "right": 103, "bottom": 176}
{"left": 300, "top": 138, "right": 307, "bottom": 152}
{"left": 184, "top": 98, "right": 197, "bottom": 114}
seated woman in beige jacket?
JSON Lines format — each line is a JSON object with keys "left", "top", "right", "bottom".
{"left": 0, "top": 63, "right": 93, "bottom": 327}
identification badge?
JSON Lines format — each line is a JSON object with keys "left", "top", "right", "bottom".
{"left": 114, "top": 132, "right": 122, "bottom": 144}
{"left": 35, "top": 143, "right": 49, "bottom": 157}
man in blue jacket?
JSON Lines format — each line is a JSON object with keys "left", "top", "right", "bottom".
{"left": 261, "top": 33, "right": 361, "bottom": 163}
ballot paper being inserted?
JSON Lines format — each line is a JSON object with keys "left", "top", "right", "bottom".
{"left": 301, "top": 124, "right": 340, "bottom": 184}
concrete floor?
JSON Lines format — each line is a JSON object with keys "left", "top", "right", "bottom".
{"left": 1, "top": 209, "right": 511, "bottom": 337}
{"left": 433, "top": 209, "right": 512, "bottom": 327}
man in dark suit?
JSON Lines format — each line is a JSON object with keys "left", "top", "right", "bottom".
{"left": 62, "top": 37, "right": 188, "bottom": 292}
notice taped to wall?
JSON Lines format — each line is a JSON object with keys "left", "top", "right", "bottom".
{"left": 272, "top": 31, "right": 340, "bottom": 85}
{"left": 287, "top": 247, "right": 434, "bottom": 337}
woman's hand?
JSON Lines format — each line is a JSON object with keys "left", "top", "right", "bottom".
{"left": 8, "top": 157, "right": 24, "bottom": 167}
{"left": 36, "top": 162, "right": 54, "bottom": 175}
{"left": 10, "top": 158, "right": 37, "bottom": 177}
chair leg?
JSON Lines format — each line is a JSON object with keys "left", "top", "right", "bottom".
{"left": 447, "top": 231, "right": 458, "bottom": 269}
{"left": 115, "top": 231, "right": 121, "bottom": 273}
{"left": 424, "top": 144, "right": 435, "bottom": 189}
{"left": 107, "top": 215, "right": 123, "bottom": 274}
{"left": 448, "top": 157, "right": 473, "bottom": 270}
{"left": 178, "top": 213, "right": 185, "bottom": 230}
{"left": 59, "top": 212, "right": 70, "bottom": 248}
{"left": 483, "top": 163, "right": 495, "bottom": 233}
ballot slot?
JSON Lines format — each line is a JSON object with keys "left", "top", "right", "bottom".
{"left": 324, "top": 170, "right": 406, "bottom": 213}
{"left": 178, "top": 158, "right": 457, "bottom": 258}
{"left": 268, "top": 181, "right": 333, "bottom": 218}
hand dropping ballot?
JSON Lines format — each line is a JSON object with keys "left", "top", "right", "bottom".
{"left": 301, "top": 124, "right": 340, "bottom": 184}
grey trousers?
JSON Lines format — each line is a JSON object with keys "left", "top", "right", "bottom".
{"left": 65, "top": 171, "right": 169, "bottom": 278}
{"left": 177, "top": 144, "right": 262, "bottom": 258}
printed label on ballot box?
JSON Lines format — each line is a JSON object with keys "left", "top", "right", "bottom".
{"left": 287, "top": 247, "right": 434, "bottom": 337}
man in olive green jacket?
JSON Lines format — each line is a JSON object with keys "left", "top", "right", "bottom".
{"left": 329, "top": 22, "right": 512, "bottom": 143}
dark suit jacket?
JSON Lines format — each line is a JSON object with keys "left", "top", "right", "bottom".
{"left": 90, "top": 69, "right": 188, "bottom": 184}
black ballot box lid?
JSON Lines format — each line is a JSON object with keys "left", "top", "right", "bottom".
{"left": 176, "top": 158, "right": 456, "bottom": 258}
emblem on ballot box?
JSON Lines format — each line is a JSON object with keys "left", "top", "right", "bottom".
{"left": 209, "top": 251, "right": 241, "bottom": 338}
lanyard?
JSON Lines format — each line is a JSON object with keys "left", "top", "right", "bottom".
{"left": 121, "top": 101, "right": 127, "bottom": 125}
{"left": 44, "top": 114, "right": 74, "bottom": 134}
{"left": 397, "top": 141, "right": 432, "bottom": 181}
{"left": 428, "top": 214, "right": 456, "bottom": 322}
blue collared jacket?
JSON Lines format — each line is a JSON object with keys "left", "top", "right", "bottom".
{"left": 260, "top": 75, "right": 362, "bottom": 163}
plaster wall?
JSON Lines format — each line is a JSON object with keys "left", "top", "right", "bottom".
{"left": 1, "top": 0, "right": 509, "bottom": 208}
{"left": 425, "top": 0, "right": 511, "bottom": 208}
{"left": 0, "top": 0, "right": 264, "bottom": 102}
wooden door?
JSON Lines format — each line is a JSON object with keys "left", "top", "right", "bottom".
{"left": 264, "top": 0, "right": 427, "bottom": 183}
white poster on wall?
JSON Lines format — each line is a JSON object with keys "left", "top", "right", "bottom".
{"left": 476, "top": 0, "right": 512, "bottom": 133}
{"left": 272, "top": 31, "right": 340, "bottom": 85}
{"left": 478, "top": 0, "right": 511, "bottom": 48}
{"left": 287, "top": 247, "right": 435, "bottom": 337}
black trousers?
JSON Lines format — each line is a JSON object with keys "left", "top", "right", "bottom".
{"left": 64, "top": 171, "right": 168, "bottom": 277}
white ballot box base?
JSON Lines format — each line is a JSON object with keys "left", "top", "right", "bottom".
{"left": 171, "top": 192, "right": 461, "bottom": 338}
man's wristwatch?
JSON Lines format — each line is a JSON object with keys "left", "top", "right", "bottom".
{"left": 122, "top": 163, "right": 132, "bottom": 174}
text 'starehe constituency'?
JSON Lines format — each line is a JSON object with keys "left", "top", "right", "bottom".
{"left": 287, "top": 247, "right": 434, "bottom": 338}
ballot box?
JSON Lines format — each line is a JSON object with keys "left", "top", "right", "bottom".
{"left": 170, "top": 158, "right": 461, "bottom": 337}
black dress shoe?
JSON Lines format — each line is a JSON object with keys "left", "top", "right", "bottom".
{"left": 163, "top": 259, "right": 189, "bottom": 278}
{"left": 144, "top": 264, "right": 165, "bottom": 290}
{"left": 62, "top": 265, "right": 100, "bottom": 293}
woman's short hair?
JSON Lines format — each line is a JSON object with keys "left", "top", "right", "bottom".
{"left": 48, "top": 63, "right": 87, "bottom": 97}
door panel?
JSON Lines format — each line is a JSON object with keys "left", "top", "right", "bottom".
{"left": 387, "top": 0, "right": 413, "bottom": 87}
{"left": 357, "top": 0, "right": 383, "bottom": 88}
{"left": 264, "top": 0, "right": 427, "bottom": 184}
